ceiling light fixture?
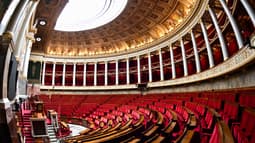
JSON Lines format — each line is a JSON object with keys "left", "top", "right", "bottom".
{"left": 39, "top": 20, "right": 46, "bottom": 26}
{"left": 36, "top": 37, "right": 42, "bottom": 42}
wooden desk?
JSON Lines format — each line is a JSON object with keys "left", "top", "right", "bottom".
{"left": 189, "top": 115, "right": 197, "bottom": 127}
{"left": 180, "top": 130, "right": 195, "bottom": 143}
{"left": 164, "top": 121, "right": 177, "bottom": 134}
{"left": 144, "top": 125, "right": 159, "bottom": 137}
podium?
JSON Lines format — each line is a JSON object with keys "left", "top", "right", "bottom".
{"left": 30, "top": 118, "right": 48, "bottom": 137}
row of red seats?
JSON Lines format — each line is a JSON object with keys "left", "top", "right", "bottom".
{"left": 40, "top": 89, "right": 255, "bottom": 142}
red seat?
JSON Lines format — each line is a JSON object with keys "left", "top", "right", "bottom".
{"left": 209, "top": 122, "right": 221, "bottom": 143}
{"left": 239, "top": 93, "right": 255, "bottom": 108}
{"left": 232, "top": 108, "right": 255, "bottom": 143}
{"left": 208, "top": 99, "right": 222, "bottom": 111}
{"left": 221, "top": 102, "right": 239, "bottom": 125}
{"left": 201, "top": 109, "right": 214, "bottom": 131}
{"left": 196, "top": 104, "right": 207, "bottom": 117}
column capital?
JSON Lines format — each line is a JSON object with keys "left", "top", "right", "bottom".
{"left": 199, "top": 19, "right": 203, "bottom": 24}
{"left": 1, "top": 32, "right": 14, "bottom": 50}
{"left": 26, "top": 32, "right": 35, "bottom": 43}
{"left": 29, "top": 26, "right": 37, "bottom": 34}
{"left": 2, "top": 32, "right": 13, "bottom": 41}
{"left": 205, "top": 5, "right": 210, "bottom": 11}
{"left": 189, "top": 29, "right": 193, "bottom": 34}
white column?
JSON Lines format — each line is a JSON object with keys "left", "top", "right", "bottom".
{"left": 8, "top": 0, "right": 31, "bottom": 40}
{"left": 148, "top": 53, "right": 152, "bottom": 82}
{"left": 115, "top": 60, "right": 119, "bottom": 85}
{"left": 180, "top": 39, "right": 188, "bottom": 76}
{"left": 200, "top": 20, "right": 214, "bottom": 68}
{"left": 62, "top": 63, "right": 66, "bottom": 86}
{"left": 105, "top": 61, "right": 108, "bottom": 86}
{"left": 17, "top": 34, "right": 26, "bottom": 71}
{"left": 94, "top": 62, "right": 97, "bottom": 86}
{"left": 190, "top": 31, "right": 201, "bottom": 73}
{"left": 52, "top": 63, "right": 56, "bottom": 86}
{"left": 158, "top": 49, "right": 164, "bottom": 80}
{"left": 208, "top": 6, "right": 228, "bottom": 60}
{"left": 73, "top": 63, "right": 76, "bottom": 86}
{"left": 13, "top": 1, "right": 39, "bottom": 58}
{"left": 42, "top": 62, "right": 46, "bottom": 85}
{"left": 1, "top": 37, "right": 13, "bottom": 100}
{"left": 126, "top": 58, "right": 130, "bottom": 84}
{"left": 240, "top": 0, "right": 255, "bottom": 27}
{"left": 22, "top": 39, "right": 33, "bottom": 78}
{"left": 219, "top": 0, "right": 244, "bottom": 49}
{"left": 137, "top": 56, "right": 141, "bottom": 83}
{"left": 83, "top": 63, "right": 86, "bottom": 86}
{"left": 169, "top": 45, "right": 176, "bottom": 78}
{"left": 1, "top": 0, "right": 27, "bottom": 34}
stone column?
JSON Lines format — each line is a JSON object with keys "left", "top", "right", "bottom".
{"left": 94, "top": 62, "right": 97, "bottom": 86}
{"left": 137, "top": 56, "right": 141, "bottom": 84}
{"left": 1, "top": 0, "right": 25, "bottom": 34}
{"left": 73, "top": 63, "right": 76, "bottom": 86}
{"left": 62, "top": 63, "right": 66, "bottom": 86}
{"left": 52, "top": 62, "right": 56, "bottom": 86}
{"left": 169, "top": 44, "right": 176, "bottom": 79}
{"left": 240, "top": 0, "right": 255, "bottom": 27}
{"left": 83, "top": 63, "right": 86, "bottom": 86}
{"left": 13, "top": 0, "right": 39, "bottom": 59}
{"left": 219, "top": 0, "right": 244, "bottom": 48}
{"left": 22, "top": 33, "right": 34, "bottom": 78}
{"left": 190, "top": 30, "right": 201, "bottom": 73}
{"left": 158, "top": 49, "right": 164, "bottom": 80}
{"left": 105, "top": 61, "right": 108, "bottom": 86}
{"left": 126, "top": 58, "right": 130, "bottom": 84}
{"left": 42, "top": 62, "right": 46, "bottom": 85}
{"left": 0, "top": 33, "right": 19, "bottom": 143}
{"left": 200, "top": 20, "right": 214, "bottom": 68}
{"left": 0, "top": 33, "right": 14, "bottom": 100}
{"left": 208, "top": 6, "right": 228, "bottom": 60}
{"left": 148, "top": 53, "right": 152, "bottom": 82}
{"left": 115, "top": 60, "right": 119, "bottom": 85}
{"left": 180, "top": 38, "right": 188, "bottom": 76}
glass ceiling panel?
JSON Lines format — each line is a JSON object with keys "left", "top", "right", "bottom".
{"left": 54, "top": 0, "right": 128, "bottom": 32}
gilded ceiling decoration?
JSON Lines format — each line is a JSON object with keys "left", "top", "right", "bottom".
{"left": 33, "top": 0, "right": 198, "bottom": 57}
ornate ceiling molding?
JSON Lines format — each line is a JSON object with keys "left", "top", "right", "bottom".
{"left": 32, "top": 0, "right": 200, "bottom": 58}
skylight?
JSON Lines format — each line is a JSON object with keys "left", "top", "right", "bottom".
{"left": 54, "top": 0, "right": 128, "bottom": 32}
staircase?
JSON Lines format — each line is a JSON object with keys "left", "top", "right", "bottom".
{"left": 48, "top": 124, "right": 58, "bottom": 143}
{"left": 22, "top": 110, "right": 34, "bottom": 143}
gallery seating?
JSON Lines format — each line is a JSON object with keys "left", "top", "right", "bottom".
{"left": 38, "top": 89, "right": 255, "bottom": 143}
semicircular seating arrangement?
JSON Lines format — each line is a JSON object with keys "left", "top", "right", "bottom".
{"left": 38, "top": 89, "right": 255, "bottom": 143}
{"left": 2, "top": 0, "right": 255, "bottom": 143}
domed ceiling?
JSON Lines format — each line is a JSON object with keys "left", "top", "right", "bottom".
{"left": 33, "top": 0, "right": 198, "bottom": 57}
